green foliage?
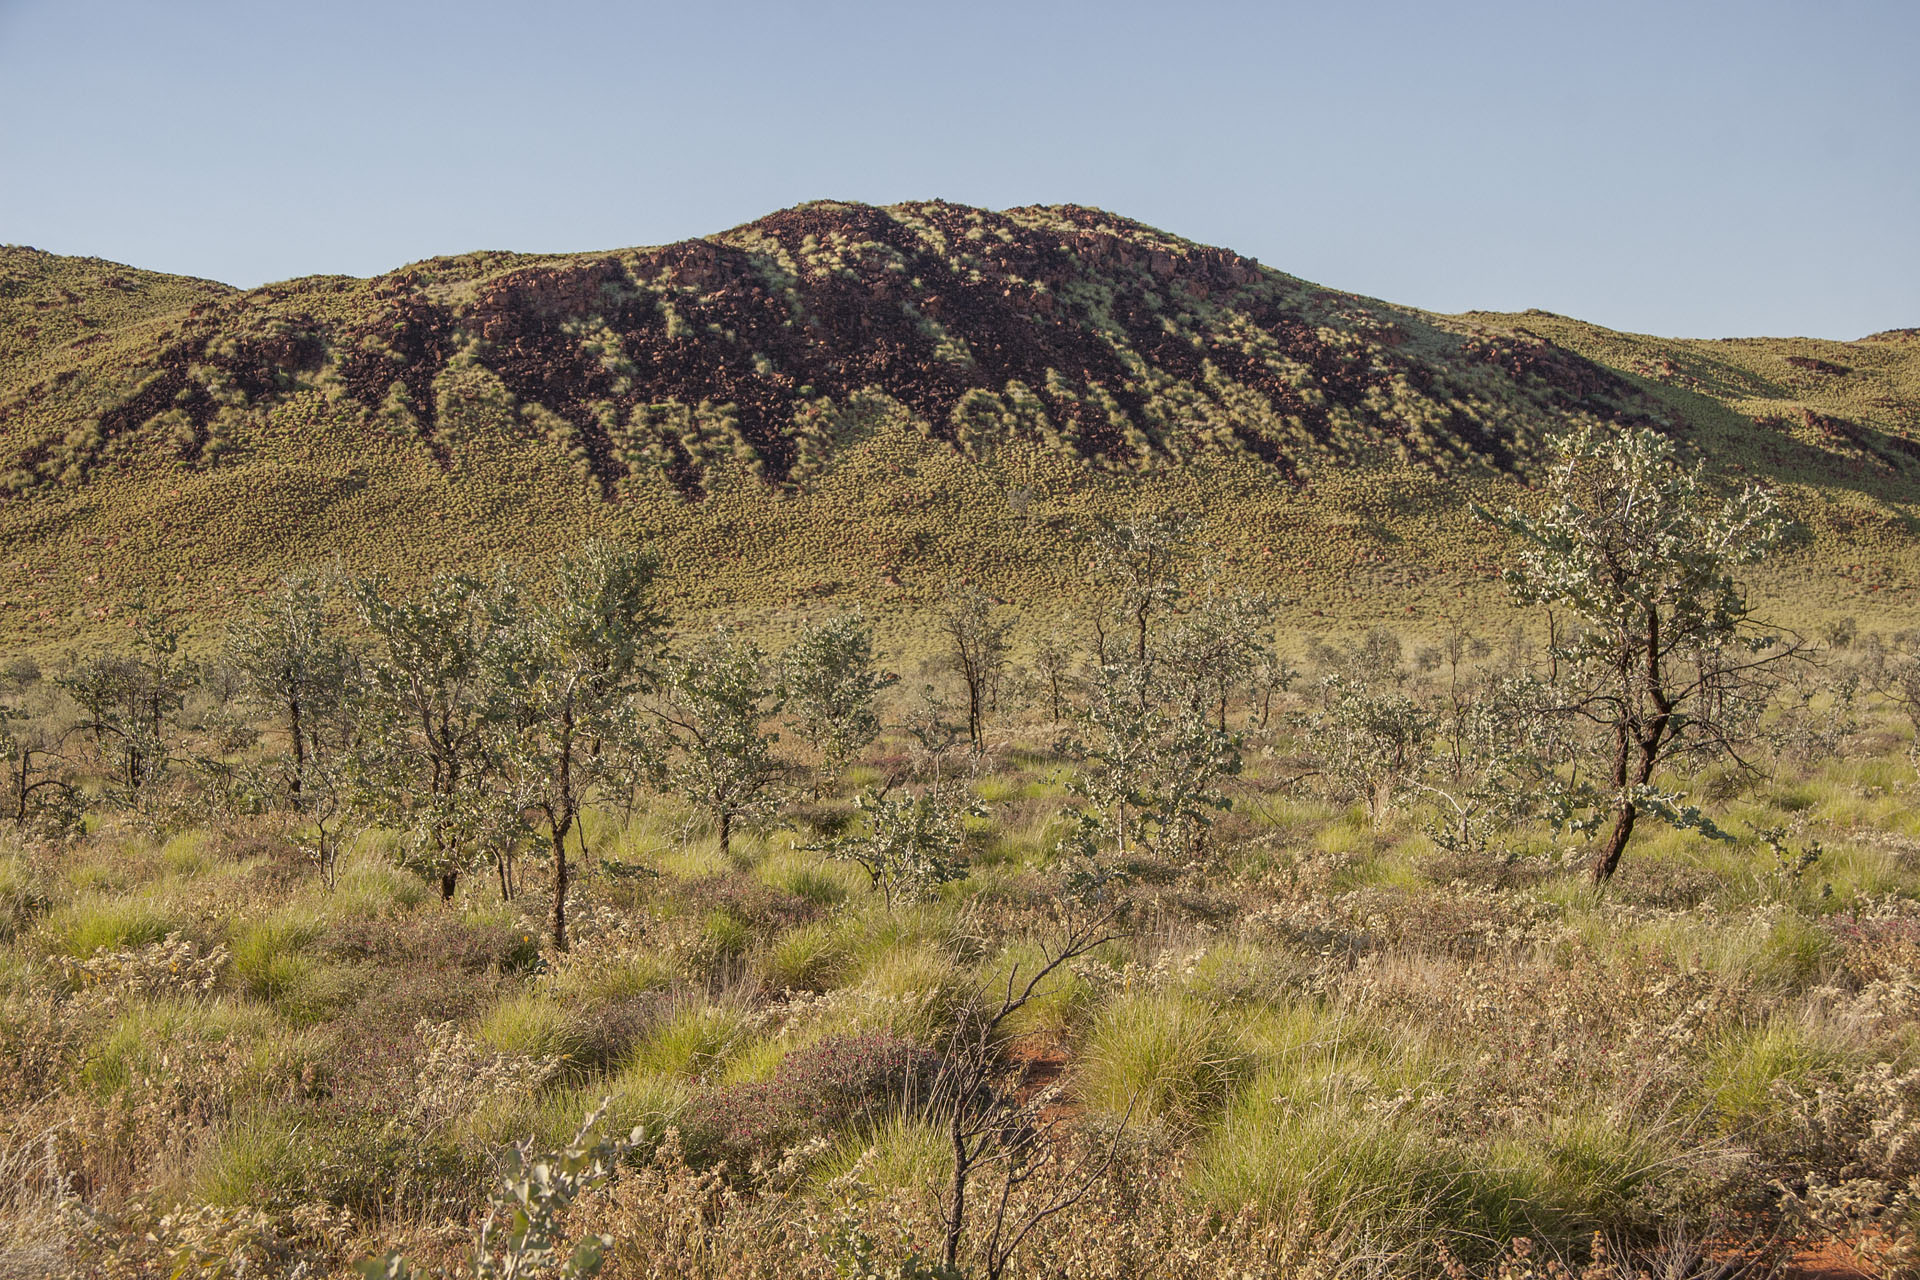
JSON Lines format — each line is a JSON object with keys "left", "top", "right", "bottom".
{"left": 782, "top": 613, "right": 894, "bottom": 778}
{"left": 478, "top": 992, "right": 591, "bottom": 1066}
{"left": 1304, "top": 673, "right": 1433, "bottom": 819}
{"left": 815, "top": 784, "right": 981, "bottom": 910}
{"left": 499, "top": 539, "right": 665, "bottom": 948}
{"left": 55, "top": 609, "right": 194, "bottom": 795}
{"left": 1062, "top": 657, "right": 1241, "bottom": 861}
{"left": 350, "top": 567, "right": 519, "bottom": 897}
{"left": 933, "top": 584, "right": 1009, "bottom": 749}
{"left": 655, "top": 629, "right": 786, "bottom": 856}
{"left": 1485, "top": 425, "right": 1800, "bottom": 881}
{"left": 225, "top": 571, "right": 358, "bottom": 816}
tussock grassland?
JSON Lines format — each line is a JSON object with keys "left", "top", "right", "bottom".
{"left": 3, "top": 636, "right": 1919, "bottom": 1279}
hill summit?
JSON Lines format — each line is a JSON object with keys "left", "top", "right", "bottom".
{"left": 5, "top": 200, "right": 1670, "bottom": 495}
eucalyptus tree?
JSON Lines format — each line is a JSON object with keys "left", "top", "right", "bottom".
{"left": 56, "top": 609, "right": 194, "bottom": 796}
{"left": 1084, "top": 511, "right": 1196, "bottom": 665}
{"left": 351, "top": 569, "right": 518, "bottom": 902}
{"left": 654, "top": 629, "right": 785, "bottom": 858}
{"left": 1162, "top": 580, "right": 1273, "bottom": 730}
{"left": 226, "top": 572, "right": 358, "bottom": 809}
{"left": 1059, "top": 511, "right": 1243, "bottom": 861}
{"left": 1410, "top": 671, "right": 1568, "bottom": 857}
{"left": 935, "top": 583, "right": 1009, "bottom": 749}
{"left": 1306, "top": 674, "right": 1434, "bottom": 821}
{"left": 1061, "top": 657, "right": 1240, "bottom": 863}
{"left": 1486, "top": 425, "right": 1801, "bottom": 883}
{"left": 498, "top": 541, "right": 665, "bottom": 950}
{"left": 781, "top": 612, "right": 893, "bottom": 785}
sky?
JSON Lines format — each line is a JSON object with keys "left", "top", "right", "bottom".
{"left": 1, "top": 0, "right": 1913, "bottom": 339}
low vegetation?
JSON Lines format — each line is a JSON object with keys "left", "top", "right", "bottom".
{"left": 0, "top": 429, "right": 1917, "bottom": 1277}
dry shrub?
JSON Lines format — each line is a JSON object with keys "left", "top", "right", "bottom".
{"left": 0, "top": 985, "right": 84, "bottom": 1109}
{"left": 410, "top": 1017, "right": 563, "bottom": 1130}
{"left": 0, "top": 1130, "right": 70, "bottom": 1280}
{"left": 69, "top": 1199, "right": 360, "bottom": 1280}
{"left": 1769, "top": 1062, "right": 1920, "bottom": 1275}
{"left": 569, "top": 1133, "right": 812, "bottom": 1279}
{"left": 61, "top": 930, "right": 228, "bottom": 1008}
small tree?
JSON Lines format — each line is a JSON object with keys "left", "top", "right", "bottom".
{"left": 0, "top": 664, "right": 80, "bottom": 832}
{"left": 1486, "top": 426, "right": 1800, "bottom": 883}
{"left": 935, "top": 584, "right": 1010, "bottom": 750}
{"left": 818, "top": 782, "right": 980, "bottom": 910}
{"left": 782, "top": 613, "right": 894, "bottom": 785}
{"left": 1411, "top": 672, "right": 1567, "bottom": 857}
{"left": 1030, "top": 629, "right": 1077, "bottom": 725}
{"left": 352, "top": 570, "right": 518, "bottom": 902}
{"left": 1162, "top": 580, "right": 1273, "bottom": 730}
{"left": 1861, "top": 630, "right": 1920, "bottom": 758}
{"left": 1306, "top": 674, "right": 1434, "bottom": 821}
{"left": 1062, "top": 658, "right": 1240, "bottom": 862}
{"left": 1248, "top": 650, "right": 1297, "bottom": 731}
{"left": 1084, "top": 512, "right": 1196, "bottom": 665}
{"left": 655, "top": 629, "right": 785, "bottom": 858}
{"left": 499, "top": 541, "right": 664, "bottom": 951}
{"left": 225, "top": 572, "right": 357, "bottom": 809}
{"left": 56, "top": 610, "right": 194, "bottom": 796}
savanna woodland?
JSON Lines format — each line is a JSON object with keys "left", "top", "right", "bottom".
{"left": 4, "top": 202, "right": 1920, "bottom": 1280}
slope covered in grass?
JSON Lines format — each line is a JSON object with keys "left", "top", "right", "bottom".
{"left": 1, "top": 202, "right": 1915, "bottom": 649}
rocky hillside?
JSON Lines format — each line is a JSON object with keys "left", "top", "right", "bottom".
{"left": 2, "top": 201, "right": 1916, "bottom": 644}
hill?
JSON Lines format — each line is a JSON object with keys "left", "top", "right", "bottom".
{"left": 2, "top": 201, "right": 1916, "bottom": 646}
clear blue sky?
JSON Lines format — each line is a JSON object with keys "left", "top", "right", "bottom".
{"left": 2, "top": 0, "right": 1913, "bottom": 338}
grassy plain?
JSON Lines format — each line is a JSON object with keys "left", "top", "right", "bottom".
{"left": 3, "top": 641, "right": 1918, "bottom": 1278}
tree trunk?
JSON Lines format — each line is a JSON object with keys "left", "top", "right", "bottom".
{"left": 551, "top": 816, "right": 572, "bottom": 953}
{"left": 1592, "top": 802, "right": 1637, "bottom": 884}
{"left": 718, "top": 809, "right": 732, "bottom": 858}
{"left": 551, "top": 700, "right": 576, "bottom": 952}
{"left": 288, "top": 695, "right": 305, "bottom": 805}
